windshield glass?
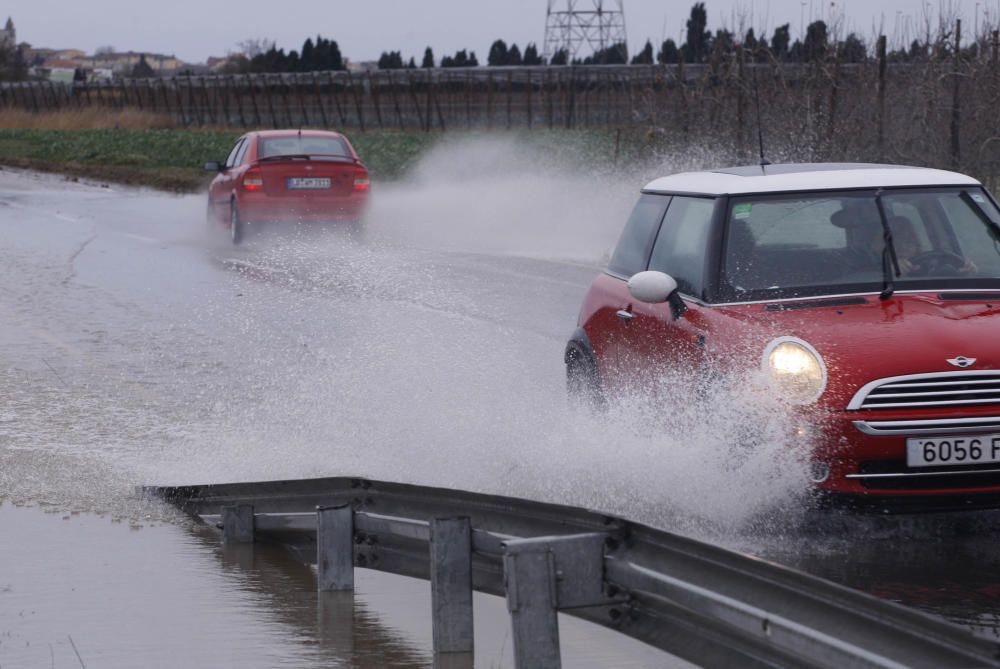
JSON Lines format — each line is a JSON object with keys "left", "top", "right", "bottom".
{"left": 258, "top": 135, "right": 350, "bottom": 159}
{"left": 720, "top": 188, "right": 1000, "bottom": 301}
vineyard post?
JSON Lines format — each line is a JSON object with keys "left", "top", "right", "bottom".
{"left": 486, "top": 70, "right": 494, "bottom": 129}
{"left": 386, "top": 70, "right": 404, "bottom": 129}
{"left": 296, "top": 74, "right": 311, "bottom": 127}
{"left": 993, "top": 30, "right": 999, "bottom": 74}
{"left": 328, "top": 72, "right": 347, "bottom": 127}
{"left": 951, "top": 19, "right": 962, "bottom": 169}
{"left": 263, "top": 75, "right": 278, "bottom": 128}
{"left": 311, "top": 72, "right": 328, "bottom": 128}
{"left": 876, "top": 35, "right": 887, "bottom": 161}
{"left": 200, "top": 77, "right": 215, "bottom": 125}
{"left": 246, "top": 74, "right": 261, "bottom": 127}
{"left": 526, "top": 69, "right": 533, "bottom": 129}
{"left": 217, "top": 76, "right": 231, "bottom": 127}
{"left": 131, "top": 78, "right": 143, "bottom": 111}
{"left": 506, "top": 70, "right": 513, "bottom": 129}
{"left": 27, "top": 81, "right": 40, "bottom": 113}
{"left": 737, "top": 49, "right": 746, "bottom": 159}
{"left": 347, "top": 71, "right": 365, "bottom": 131}
{"left": 229, "top": 76, "right": 245, "bottom": 128}
{"left": 545, "top": 68, "right": 553, "bottom": 129}
{"left": 280, "top": 74, "right": 295, "bottom": 127}
{"left": 433, "top": 71, "right": 446, "bottom": 130}
{"left": 157, "top": 78, "right": 169, "bottom": 116}
{"left": 368, "top": 71, "right": 384, "bottom": 129}
{"left": 464, "top": 70, "right": 472, "bottom": 128}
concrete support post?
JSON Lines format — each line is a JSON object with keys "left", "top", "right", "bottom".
{"left": 503, "top": 543, "right": 562, "bottom": 669}
{"left": 222, "top": 504, "right": 254, "bottom": 544}
{"left": 430, "top": 517, "right": 474, "bottom": 655}
{"left": 317, "top": 505, "right": 354, "bottom": 592}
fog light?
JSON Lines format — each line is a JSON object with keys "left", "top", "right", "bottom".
{"left": 808, "top": 461, "right": 830, "bottom": 484}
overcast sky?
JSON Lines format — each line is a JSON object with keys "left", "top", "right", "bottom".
{"left": 5, "top": 0, "right": 998, "bottom": 63}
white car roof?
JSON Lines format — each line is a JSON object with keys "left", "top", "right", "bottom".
{"left": 642, "top": 163, "right": 980, "bottom": 196}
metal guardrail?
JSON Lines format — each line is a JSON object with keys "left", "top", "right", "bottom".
{"left": 144, "top": 476, "right": 1000, "bottom": 669}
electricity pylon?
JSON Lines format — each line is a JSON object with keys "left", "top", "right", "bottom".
{"left": 543, "top": 0, "right": 628, "bottom": 62}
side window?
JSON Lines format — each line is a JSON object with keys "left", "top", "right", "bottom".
{"left": 234, "top": 138, "right": 251, "bottom": 166}
{"left": 647, "top": 196, "right": 716, "bottom": 296}
{"left": 607, "top": 194, "right": 670, "bottom": 277}
{"left": 224, "top": 139, "right": 245, "bottom": 169}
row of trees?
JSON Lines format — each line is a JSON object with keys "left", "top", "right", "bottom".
{"left": 106, "top": 2, "right": 1000, "bottom": 79}
{"left": 221, "top": 36, "right": 346, "bottom": 74}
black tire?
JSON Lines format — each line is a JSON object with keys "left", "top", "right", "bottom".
{"left": 566, "top": 346, "right": 605, "bottom": 411}
{"left": 230, "top": 202, "right": 244, "bottom": 245}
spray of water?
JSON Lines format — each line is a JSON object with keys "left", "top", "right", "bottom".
{"left": 1, "top": 137, "right": 813, "bottom": 538}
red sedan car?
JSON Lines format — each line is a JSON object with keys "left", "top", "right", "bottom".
{"left": 567, "top": 163, "right": 1000, "bottom": 512}
{"left": 205, "top": 130, "right": 370, "bottom": 244}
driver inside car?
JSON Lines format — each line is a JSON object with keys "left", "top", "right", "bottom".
{"left": 835, "top": 204, "right": 976, "bottom": 278}
{"left": 889, "top": 215, "right": 977, "bottom": 276}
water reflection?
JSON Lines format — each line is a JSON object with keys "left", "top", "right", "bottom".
{"left": 748, "top": 509, "right": 1000, "bottom": 639}
{"left": 205, "top": 526, "right": 434, "bottom": 667}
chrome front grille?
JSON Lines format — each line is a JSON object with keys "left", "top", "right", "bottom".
{"left": 847, "top": 371, "right": 1000, "bottom": 410}
{"left": 854, "top": 416, "right": 1000, "bottom": 434}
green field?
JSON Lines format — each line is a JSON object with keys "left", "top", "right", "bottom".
{"left": 0, "top": 128, "right": 443, "bottom": 190}
{"left": 0, "top": 127, "right": 657, "bottom": 191}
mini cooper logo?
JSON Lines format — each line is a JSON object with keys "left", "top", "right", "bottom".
{"left": 947, "top": 356, "right": 977, "bottom": 368}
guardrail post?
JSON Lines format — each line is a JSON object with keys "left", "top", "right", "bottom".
{"left": 430, "top": 517, "right": 474, "bottom": 656}
{"left": 222, "top": 504, "right": 254, "bottom": 543}
{"left": 503, "top": 542, "right": 562, "bottom": 669}
{"left": 503, "top": 532, "right": 617, "bottom": 669}
{"left": 317, "top": 504, "right": 354, "bottom": 591}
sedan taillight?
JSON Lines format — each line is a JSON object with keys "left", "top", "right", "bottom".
{"left": 353, "top": 171, "right": 370, "bottom": 191}
{"left": 242, "top": 169, "right": 264, "bottom": 191}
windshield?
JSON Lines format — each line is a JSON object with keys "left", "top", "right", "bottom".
{"left": 720, "top": 188, "right": 1000, "bottom": 301}
{"left": 258, "top": 135, "right": 351, "bottom": 159}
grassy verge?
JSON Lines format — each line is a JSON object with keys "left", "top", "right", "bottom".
{"left": 0, "top": 122, "right": 442, "bottom": 192}
{"left": 0, "top": 111, "right": 657, "bottom": 192}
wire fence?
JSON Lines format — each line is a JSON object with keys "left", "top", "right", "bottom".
{"left": 5, "top": 29, "right": 1000, "bottom": 187}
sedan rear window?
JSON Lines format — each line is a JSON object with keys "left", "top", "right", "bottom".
{"left": 258, "top": 136, "right": 350, "bottom": 159}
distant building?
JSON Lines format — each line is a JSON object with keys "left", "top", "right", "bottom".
{"left": 346, "top": 60, "right": 377, "bottom": 73}
{"left": 80, "top": 51, "right": 185, "bottom": 76}
{"left": 206, "top": 54, "right": 246, "bottom": 72}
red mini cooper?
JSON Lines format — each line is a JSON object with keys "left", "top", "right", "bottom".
{"left": 205, "top": 129, "right": 370, "bottom": 244}
{"left": 567, "top": 163, "right": 1000, "bottom": 511}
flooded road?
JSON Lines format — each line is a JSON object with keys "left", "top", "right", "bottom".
{"left": 2, "top": 151, "right": 999, "bottom": 667}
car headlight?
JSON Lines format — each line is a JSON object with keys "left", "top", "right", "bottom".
{"left": 762, "top": 337, "right": 827, "bottom": 404}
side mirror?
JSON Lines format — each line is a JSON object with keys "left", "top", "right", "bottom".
{"left": 628, "top": 270, "right": 688, "bottom": 319}
{"left": 203, "top": 161, "right": 223, "bottom": 172}
{"left": 628, "top": 271, "right": 678, "bottom": 303}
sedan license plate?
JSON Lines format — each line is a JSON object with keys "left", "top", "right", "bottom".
{"left": 906, "top": 434, "right": 1000, "bottom": 467}
{"left": 287, "top": 177, "right": 330, "bottom": 190}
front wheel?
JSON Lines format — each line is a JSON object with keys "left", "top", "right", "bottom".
{"left": 566, "top": 346, "right": 605, "bottom": 412}
{"left": 230, "top": 202, "right": 245, "bottom": 245}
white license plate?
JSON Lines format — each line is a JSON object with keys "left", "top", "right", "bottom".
{"left": 287, "top": 177, "right": 330, "bottom": 190}
{"left": 906, "top": 434, "right": 1000, "bottom": 467}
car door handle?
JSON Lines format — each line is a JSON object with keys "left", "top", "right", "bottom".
{"left": 616, "top": 309, "right": 634, "bottom": 321}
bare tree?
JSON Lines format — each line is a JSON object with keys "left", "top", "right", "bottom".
{"left": 237, "top": 37, "right": 276, "bottom": 59}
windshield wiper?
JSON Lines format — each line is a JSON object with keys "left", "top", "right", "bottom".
{"left": 874, "top": 189, "right": 901, "bottom": 300}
